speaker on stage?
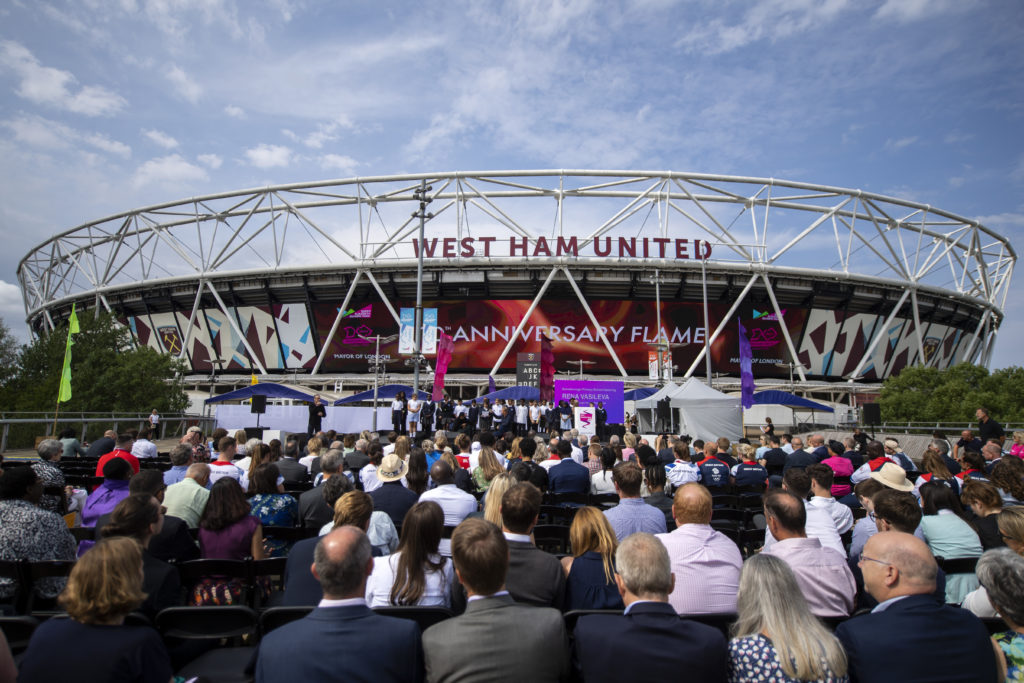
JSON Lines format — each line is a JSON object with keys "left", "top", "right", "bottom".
{"left": 862, "top": 402, "right": 881, "bottom": 426}
{"left": 251, "top": 395, "right": 267, "bottom": 414}
{"left": 244, "top": 427, "right": 265, "bottom": 440}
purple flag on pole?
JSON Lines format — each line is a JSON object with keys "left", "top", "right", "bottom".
{"left": 738, "top": 317, "right": 755, "bottom": 409}
{"left": 488, "top": 375, "right": 496, "bottom": 393}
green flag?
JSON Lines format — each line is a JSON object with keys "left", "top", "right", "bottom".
{"left": 58, "top": 304, "right": 79, "bottom": 403}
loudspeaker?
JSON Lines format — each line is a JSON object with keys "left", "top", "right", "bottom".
{"left": 862, "top": 402, "right": 881, "bottom": 425}
{"left": 250, "top": 395, "right": 267, "bottom": 414}
{"left": 244, "top": 427, "right": 265, "bottom": 440}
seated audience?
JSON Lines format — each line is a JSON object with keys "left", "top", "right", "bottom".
{"left": 162, "top": 462, "right": 211, "bottom": 528}
{"left": 991, "top": 457, "right": 1024, "bottom": 506}
{"left": 131, "top": 427, "right": 158, "bottom": 460}
{"left": 81, "top": 457, "right": 134, "bottom": 527}
{"left": 422, "top": 519, "right": 569, "bottom": 682}
{"left": 763, "top": 489, "right": 855, "bottom": 618}
{"left": 914, "top": 449, "right": 960, "bottom": 499}
{"left": 848, "top": 478, "right": 885, "bottom": 560}
{"left": 956, "top": 450, "right": 989, "bottom": 483}
{"left": 365, "top": 501, "right": 454, "bottom": 607}
{"left": 298, "top": 449, "right": 346, "bottom": 529}
{"left": 369, "top": 453, "right": 419, "bottom": 528}
{"left": 472, "top": 438, "right": 505, "bottom": 492}
{"left": 360, "top": 442, "right": 384, "bottom": 492}
{"left": 193, "top": 478, "right": 265, "bottom": 605}
{"left": 697, "top": 440, "right": 732, "bottom": 489}
{"left": 657, "top": 483, "right": 743, "bottom": 614}
{"left": 729, "top": 553, "right": 849, "bottom": 683}
{"left": 731, "top": 443, "right": 768, "bottom": 487}
{"left": 975, "top": 548, "right": 1024, "bottom": 681}
{"left": 248, "top": 464, "right": 298, "bottom": 556}
{"left": 764, "top": 468, "right": 844, "bottom": 556}
{"left": 603, "top": 461, "right": 667, "bottom": 541}
{"left": 591, "top": 446, "right": 617, "bottom": 494}
{"left": 666, "top": 440, "right": 702, "bottom": 489}
{"left": 508, "top": 437, "right": 548, "bottom": 490}
{"left": 836, "top": 532, "right": 997, "bottom": 682}
{"left": 17, "top": 537, "right": 173, "bottom": 683}
{"left": 961, "top": 479, "right": 1006, "bottom": 549}
{"left": 299, "top": 436, "right": 323, "bottom": 474}
{"left": 473, "top": 471, "right": 514, "bottom": 526}
{"left": 574, "top": 532, "right": 727, "bottom": 683}
{"left": 500, "top": 483, "right": 565, "bottom": 609}
{"left": 918, "top": 481, "right": 983, "bottom": 604}
{"left": 419, "top": 460, "right": 478, "bottom": 556}
{"left": 642, "top": 464, "right": 674, "bottom": 528}
{"left": 58, "top": 426, "right": 87, "bottom": 459}
{"left": 548, "top": 440, "right": 591, "bottom": 494}
{"left": 93, "top": 433, "right": 139, "bottom": 477}
{"left": 0, "top": 467, "right": 77, "bottom": 603}
{"left": 208, "top": 436, "right": 245, "bottom": 487}
{"left": 162, "top": 443, "right": 194, "bottom": 486}
{"left": 820, "top": 439, "right": 855, "bottom": 501}
{"left": 100, "top": 493, "right": 181, "bottom": 619}
{"left": 255, "top": 526, "right": 423, "bottom": 683}
{"left": 806, "top": 464, "right": 854, "bottom": 534}
{"left": 405, "top": 447, "right": 429, "bottom": 496}
{"left": 850, "top": 440, "right": 890, "bottom": 484}
{"left": 31, "top": 438, "right": 67, "bottom": 515}
{"left": 963, "top": 506, "right": 1024, "bottom": 617}
{"left": 561, "top": 506, "right": 624, "bottom": 611}
{"left": 276, "top": 437, "right": 310, "bottom": 483}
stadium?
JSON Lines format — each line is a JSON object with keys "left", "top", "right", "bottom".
{"left": 16, "top": 171, "right": 1016, "bottom": 400}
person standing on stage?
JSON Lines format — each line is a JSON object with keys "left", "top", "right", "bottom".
{"left": 307, "top": 394, "right": 326, "bottom": 437}
{"left": 420, "top": 397, "right": 435, "bottom": 434}
{"left": 391, "top": 391, "right": 406, "bottom": 435}
{"left": 407, "top": 392, "right": 422, "bottom": 436}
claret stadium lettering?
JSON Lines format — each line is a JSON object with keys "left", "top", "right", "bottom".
{"left": 449, "top": 324, "right": 707, "bottom": 345}
{"left": 412, "top": 236, "right": 713, "bottom": 260}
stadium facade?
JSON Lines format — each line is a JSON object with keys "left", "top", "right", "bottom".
{"left": 17, "top": 171, "right": 1016, "bottom": 396}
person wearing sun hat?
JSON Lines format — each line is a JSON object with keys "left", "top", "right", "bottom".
{"left": 368, "top": 453, "right": 418, "bottom": 528}
{"left": 869, "top": 462, "right": 915, "bottom": 493}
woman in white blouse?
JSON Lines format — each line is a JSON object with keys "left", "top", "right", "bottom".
{"left": 365, "top": 501, "right": 454, "bottom": 607}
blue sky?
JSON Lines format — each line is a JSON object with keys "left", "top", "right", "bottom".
{"left": 0, "top": 0, "right": 1021, "bottom": 368}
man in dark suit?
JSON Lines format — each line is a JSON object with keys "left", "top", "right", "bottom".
{"left": 465, "top": 400, "right": 480, "bottom": 435}
{"left": 783, "top": 436, "right": 815, "bottom": 473}
{"left": 573, "top": 532, "right": 727, "bottom": 682}
{"left": 276, "top": 437, "right": 310, "bottom": 484}
{"left": 548, "top": 441, "right": 590, "bottom": 494}
{"left": 761, "top": 434, "right": 788, "bottom": 483}
{"left": 256, "top": 526, "right": 422, "bottom": 682}
{"left": 501, "top": 483, "right": 564, "bottom": 609}
{"left": 306, "top": 394, "right": 326, "bottom": 438}
{"left": 807, "top": 434, "right": 829, "bottom": 462}
{"left": 422, "top": 519, "right": 568, "bottom": 682}
{"left": 368, "top": 453, "right": 418, "bottom": 528}
{"left": 836, "top": 531, "right": 997, "bottom": 683}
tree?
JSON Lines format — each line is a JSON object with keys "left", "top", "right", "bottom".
{"left": 878, "top": 362, "right": 1024, "bottom": 424}
{"left": 2, "top": 312, "right": 189, "bottom": 443}
{"left": 0, "top": 317, "right": 19, "bottom": 389}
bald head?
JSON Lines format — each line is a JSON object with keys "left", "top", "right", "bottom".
{"left": 790, "top": 436, "right": 804, "bottom": 450}
{"left": 313, "top": 525, "right": 373, "bottom": 599}
{"left": 430, "top": 459, "right": 454, "bottom": 485}
{"left": 860, "top": 531, "right": 937, "bottom": 603}
{"left": 672, "top": 483, "right": 712, "bottom": 526}
{"left": 982, "top": 442, "right": 1002, "bottom": 462}
{"left": 185, "top": 463, "right": 210, "bottom": 487}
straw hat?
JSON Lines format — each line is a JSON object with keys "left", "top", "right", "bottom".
{"left": 377, "top": 453, "right": 409, "bottom": 482}
{"left": 870, "top": 462, "right": 914, "bottom": 492}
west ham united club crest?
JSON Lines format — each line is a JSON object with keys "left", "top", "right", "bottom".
{"left": 159, "top": 326, "right": 183, "bottom": 354}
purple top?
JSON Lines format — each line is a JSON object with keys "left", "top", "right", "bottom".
{"left": 199, "top": 515, "right": 260, "bottom": 560}
{"left": 81, "top": 480, "right": 130, "bottom": 527}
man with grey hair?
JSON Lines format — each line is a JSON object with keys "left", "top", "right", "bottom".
{"left": 983, "top": 441, "right": 1003, "bottom": 474}
{"left": 299, "top": 449, "right": 346, "bottom": 529}
{"left": 163, "top": 463, "right": 210, "bottom": 527}
{"left": 836, "top": 531, "right": 997, "bottom": 682}
{"left": 255, "top": 526, "right": 422, "bottom": 682}
{"left": 275, "top": 437, "right": 309, "bottom": 484}
{"left": 32, "top": 439, "right": 68, "bottom": 514}
{"left": 926, "top": 438, "right": 961, "bottom": 475}
{"left": 345, "top": 438, "right": 370, "bottom": 471}
{"left": 572, "top": 533, "right": 728, "bottom": 682}
{"left": 163, "top": 444, "right": 194, "bottom": 486}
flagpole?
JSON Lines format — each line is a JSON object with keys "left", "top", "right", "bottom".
{"left": 54, "top": 303, "right": 79, "bottom": 436}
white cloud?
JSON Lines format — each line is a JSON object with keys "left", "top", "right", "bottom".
{"left": 948, "top": 176, "right": 966, "bottom": 188}
{"left": 224, "top": 105, "right": 246, "bottom": 119}
{"left": 973, "top": 212, "right": 1024, "bottom": 229}
{"left": 244, "top": 143, "right": 292, "bottom": 168}
{"left": 197, "top": 153, "right": 223, "bottom": 169}
{"left": 2, "top": 114, "right": 130, "bottom": 158}
{"left": 874, "top": 0, "right": 975, "bottom": 23}
{"left": 132, "top": 154, "right": 209, "bottom": 188}
{"left": 0, "top": 280, "right": 24, "bottom": 319}
{"left": 674, "top": 0, "right": 854, "bottom": 55}
{"left": 143, "top": 129, "right": 179, "bottom": 149}
{"left": 165, "top": 64, "right": 202, "bottom": 103}
{"left": 0, "top": 40, "right": 127, "bottom": 116}
{"left": 884, "top": 136, "right": 918, "bottom": 151}
{"left": 319, "top": 154, "right": 358, "bottom": 175}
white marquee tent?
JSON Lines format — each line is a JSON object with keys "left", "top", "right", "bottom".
{"left": 635, "top": 378, "right": 742, "bottom": 441}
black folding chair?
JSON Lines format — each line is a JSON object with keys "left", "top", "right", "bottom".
{"left": 684, "top": 612, "right": 738, "bottom": 639}
{"left": 249, "top": 557, "right": 288, "bottom": 610}
{"left": 0, "top": 615, "right": 38, "bottom": 656}
{"left": 0, "top": 560, "right": 28, "bottom": 615}
{"left": 155, "top": 606, "right": 259, "bottom": 683}
{"left": 373, "top": 606, "right": 454, "bottom": 631}
{"left": 588, "top": 493, "right": 620, "bottom": 509}
{"left": 259, "top": 606, "right": 314, "bottom": 636}
{"left": 176, "top": 559, "right": 251, "bottom": 606}
{"left": 533, "top": 525, "right": 571, "bottom": 554}
{"left": 25, "top": 560, "right": 76, "bottom": 615}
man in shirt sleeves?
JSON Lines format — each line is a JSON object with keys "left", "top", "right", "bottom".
{"left": 307, "top": 394, "right": 326, "bottom": 438}
{"left": 254, "top": 526, "right": 422, "bottom": 682}
{"left": 419, "top": 460, "right": 478, "bottom": 556}
{"left": 422, "top": 519, "right": 568, "bottom": 683}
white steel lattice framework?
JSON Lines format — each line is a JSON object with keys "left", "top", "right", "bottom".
{"left": 17, "top": 171, "right": 1015, "bottom": 383}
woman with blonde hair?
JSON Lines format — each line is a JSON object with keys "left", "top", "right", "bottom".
{"left": 621, "top": 432, "right": 637, "bottom": 461}
{"left": 561, "top": 506, "right": 624, "bottom": 610}
{"left": 18, "top": 536, "right": 174, "bottom": 681}
{"left": 728, "top": 553, "right": 848, "bottom": 682}
{"left": 479, "top": 472, "right": 515, "bottom": 527}
{"left": 392, "top": 435, "right": 411, "bottom": 461}
{"left": 913, "top": 450, "right": 959, "bottom": 500}
{"left": 299, "top": 436, "right": 323, "bottom": 473}
{"left": 1010, "top": 431, "right": 1024, "bottom": 459}
{"left": 472, "top": 447, "right": 504, "bottom": 492}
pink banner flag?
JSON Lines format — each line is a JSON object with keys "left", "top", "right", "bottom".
{"left": 540, "top": 334, "right": 555, "bottom": 402}
{"left": 432, "top": 332, "right": 455, "bottom": 401}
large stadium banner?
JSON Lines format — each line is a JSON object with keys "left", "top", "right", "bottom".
{"left": 554, "top": 379, "right": 625, "bottom": 424}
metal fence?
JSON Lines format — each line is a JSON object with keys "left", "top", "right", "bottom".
{"left": 0, "top": 412, "right": 215, "bottom": 453}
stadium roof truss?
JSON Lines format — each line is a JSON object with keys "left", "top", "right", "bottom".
{"left": 18, "top": 171, "right": 1015, "bottom": 381}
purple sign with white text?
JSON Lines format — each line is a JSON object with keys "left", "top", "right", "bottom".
{"left": 554, "top": 380, "right": 625, "bottom": 423}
